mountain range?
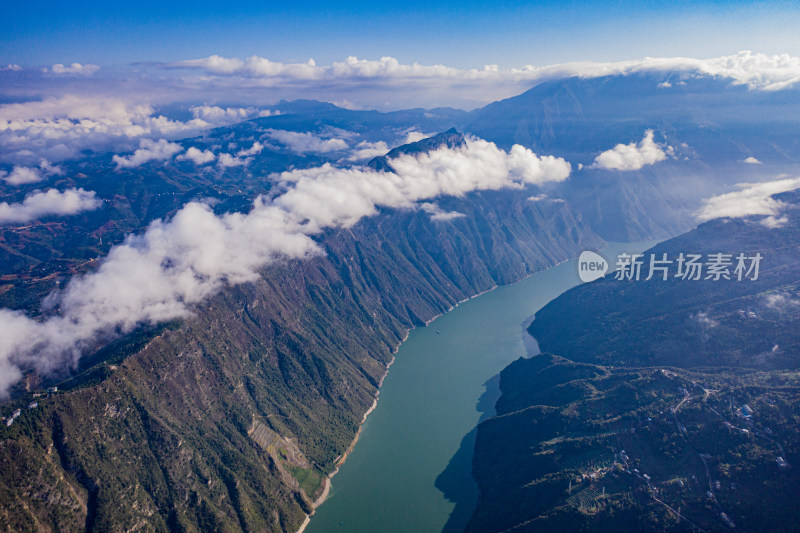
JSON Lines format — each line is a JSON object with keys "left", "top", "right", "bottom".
{"left": 1, "top": 69, "right": 800, "bottom": 532}
{"left": 469, "top": 191, "right": 800, "bottom": 532}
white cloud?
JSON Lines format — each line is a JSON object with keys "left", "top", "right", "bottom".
{"left": 44, "top": 63, "right": 101, "bottom": 76}
{"left": 696, "top": 176, "right": 800, "bottom": 222}
{"left": 171, "top": 55, "right": 322, "bottom": 79}
{"left": 691, "top": 311, "right": 718, "bottom": 328}
{"left": 6, "top": 52, "right": 800, "bottom": 164}
{"left": 527, "top": 194, "right": 563, "bottom": 203}
{"left": 0, "top": 95, "right": 212, "bottom": 164}
{"left": 272, "top": 138, "right": 570, "bottom": 231}
{"left": 190, "top": 105, "right": 250, "bottom": 123}
{"left": 217, "top": 153, "right": 249, "bottom": 167}
{"left": 168, "top": 51, "right": 800, "bottom": 95}
{"left": 112, "top": 138, "right": 183, "bottom": 169}
{"left": 764, "top": 292, "right": 800, "bottom": 309}
{"left": 0, "top": 201, "right": 317, "bottom": 391}
{"left": 2, "top": 159, "right": 64, "bottom": 185}
{"left": 590, "top": 130, "right": 672, "bottom": 171}
{"left": 761, "top": 215, "right": 789, "bottom": 228}
{"left": 1, "top": 65, "right": 22, "bottom": 72}
{"left": 190, "top": 105, "right": 275, "bottom": 126}
{"left": 0, "top": 98, "right": 276, "bottom": 165}
{"left": 0, "top": 188, "right": 101, "bottom": 225}
{"left": 264, "top": 129, "right": 349, "bottom": 153}
{"left": 743, "top": 156, "right": 762, "bottom": 164}
{"left": 176, "top": 146, "right": 216, "bottom": 165}
{"left": 419, "top": 202, "right": 465, "bottom": 221}
{"left": 403, "top": 130, "right": 434, "bottom": 144}
{"left": 39, "top": 159, "right": 64, "bottom": 176}
{"left": 3, "top": 166, "right": 43, "bottom": 185}
{"left": 237, "top": 141, "right": 264, "bottom": 157}
{"left": 332, "top": 99, "right": 360, "bottom": 110}
{"left": 347, "top": 140, "right": 389, "bottom": 161}
{"left": 137, "top": 51, "right": 800, "bottom": 111}
{"left": 0, "top": 137, "right": 569, "bottom": 394}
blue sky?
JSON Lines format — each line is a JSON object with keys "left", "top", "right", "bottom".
{"left": 2, "top": 0, "right": 799, "bottom": 68}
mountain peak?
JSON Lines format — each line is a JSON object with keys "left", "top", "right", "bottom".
{"left": 367, "top": 128, "right": 465, "bottom": 172}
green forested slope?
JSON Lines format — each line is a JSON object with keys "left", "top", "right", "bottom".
{"left": 0, "top": 188, "right": 601, "bottom": 532}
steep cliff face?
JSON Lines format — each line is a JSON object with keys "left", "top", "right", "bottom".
{"left": 0, "top": 188, "right": 603, "bottom": 532}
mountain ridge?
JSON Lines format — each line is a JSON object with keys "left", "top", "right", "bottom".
{"left": 0, "top": 187, "right": 603, "bottom": 532}
{"left": 469, "top": 191, "right": 800, "bottom": 532}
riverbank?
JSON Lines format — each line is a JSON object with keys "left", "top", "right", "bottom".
{"left": 301, "top": 242, "right": 660, "bottom": 533}
{"left": 300, "top": 266, "right": 580, "bottom": 532}
{"left": 294, "top": 334, "right": 402, "bottom": 533}
{"left": 295, "top": 282, "right": 513, "bottom": 533}
{"left": 343, "top": 246, "right": 668, "bottom": 533}
{"left": 301, "top": 283, "right": 507, "bottom": 520}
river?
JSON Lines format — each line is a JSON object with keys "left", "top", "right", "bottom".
{"left": 306, "top": 241, "right": 657, "bottom": 533}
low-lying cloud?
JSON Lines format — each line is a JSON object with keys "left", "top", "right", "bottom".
{"left": 527, "top": 193, "right": 564, "bottom": 203}
{"left": 0, "top": 97, "right": 277, "bottom": 164}
{"left": 0, "top": 96, "right": 209, "bottom": 164}
{"left": 0, "top": 188, "right": 102, "bottom": 225}
{"left": 696, "top": 176, "right": 800, "bottom": 223}
{"left": 590, "top": 130, "right": 673, "bottom": 171}
{"left": 419, "top": 202, "right": 465, "bottom": 221}
{"left": 177, "top": 147, "right": 216, "bottom": 165}
{"left": 403, "top": 131, "right": 435, "bottom": 144}
{"left": 264, "top": 129, "right": 349, "bottom": 153}
{"left": 237, "top": 141, "right": 264, "bottom": 157}
{"left": 112, "top": 138, "right": 184, "bottom": 169}
{"left": 190, "top": 105, "right": 274, "bottom": 125}
{"left": 347, "top": 140, "right": 389, "bottom": 161}
{"left": 0, "top": 138, "right": 569, "bottom": 395}
{"left": 764, "top": 292, "right": 800, "bottom": 310}
{"left": 1, "top": 160, "right": 64, "bottom": 185}
{"left": 272, "top": 138, "right": 570, "bottom": 230}
{"left": 217, "top": 152, "right": 249, "bottom": 167}
{"left": 2, "top": 166, "right": 43, "bottom": 185}
{"left": 175, "top": 142, "right": 263, "bottom": 167}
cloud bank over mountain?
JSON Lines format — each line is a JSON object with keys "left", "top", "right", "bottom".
{"left": 590, "top": 130, "right": 673, "bottom": 171}
{"left": 0, "top": 138, "right": 570, "bottom": 395}
{"left": 3, "top": 51, "right": 800, "bottom": 164}
{"left": 0, "top": 96, "right": 206, "bottom": 164}
{"left": 696, "top": 177, "right": 800, "bottom": 225}
{"left": 177, "top": 147, "right": 216, "bottom": 165}
{"left": 112, "top": 138, "right": 184, "bottom": 169}
{"left": 1, "top": 160, "right": 62, "bottom": 185}
{"left": 0, "top": 97, "right": 277, "bottom": 164}
{"left": 263, "top": 129, "right": 349, "bottom": 154}
{"left": 0, "top": 188, "right": 101, "bottom": 225}
{"left": 167, "top": 51, "right": 800, "bottom": 92}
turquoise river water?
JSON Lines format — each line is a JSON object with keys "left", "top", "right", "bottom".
{"left": 306, "top": 242, "right": 656, "bottom": 533}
